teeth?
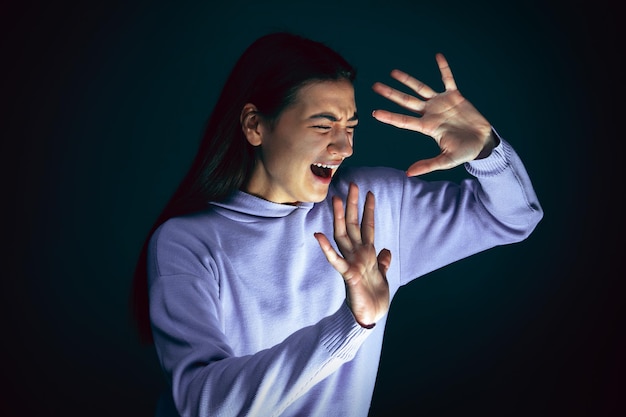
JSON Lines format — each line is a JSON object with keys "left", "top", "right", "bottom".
{"left": 313, "top": 163, "right": 339, "bottom": 169}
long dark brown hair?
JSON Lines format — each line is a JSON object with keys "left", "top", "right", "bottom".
{"left": 131, "top": 32, "right": 357, "bottom": 343}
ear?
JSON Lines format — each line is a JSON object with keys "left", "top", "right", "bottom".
{"left": 240, "top": 103, "right": 262, "bottom": 146}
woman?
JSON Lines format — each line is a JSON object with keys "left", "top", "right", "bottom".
{"left": 132, "top": 32, "right": 543, "bottom": 416}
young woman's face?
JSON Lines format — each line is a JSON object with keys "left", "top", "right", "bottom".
{"left": 245, "top": 79, "right": 357, "bottom": 204}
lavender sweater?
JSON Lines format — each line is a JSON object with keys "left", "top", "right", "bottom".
{"left": 147, "top": 136, "right": 543, "bottom": 417}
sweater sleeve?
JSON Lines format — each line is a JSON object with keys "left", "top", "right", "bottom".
{"left": 396, "top": 130, "right": 543, "bottom": 285}
{"left": 147, "top": 227, "right": 372, "bottom": 417}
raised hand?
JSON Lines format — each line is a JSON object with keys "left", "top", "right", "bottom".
{"left": 314, "top": 183, "right": 391, "bottom": 328}
{"left": 372, "top": 53, "right": 496, "bottom": 177}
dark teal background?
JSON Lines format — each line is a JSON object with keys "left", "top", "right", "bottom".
{"left": 3, "top": 0, "right": 622, "bottom": 416}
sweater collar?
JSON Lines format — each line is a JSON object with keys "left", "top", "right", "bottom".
{"left": 209, "top": 190, "right": 315, "bottom": 218}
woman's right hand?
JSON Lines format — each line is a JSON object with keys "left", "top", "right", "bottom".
{"left": 314, "top": 182, "right": 392, "bottom": 328}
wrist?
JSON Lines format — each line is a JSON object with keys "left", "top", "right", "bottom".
{"left": 475, "top": 128, "right": 499, "bottom": 160}
{"left": 346, "top": 300, "right": 378, "bottom": 330}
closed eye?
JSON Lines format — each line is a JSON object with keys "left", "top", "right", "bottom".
{"left": 310, "top": 125, "right": 358, "bottom": 130}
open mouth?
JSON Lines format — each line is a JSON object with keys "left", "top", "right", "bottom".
{"left": 310, "top": 163, "right": 334, "bottom": 179}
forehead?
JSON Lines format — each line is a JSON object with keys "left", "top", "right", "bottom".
{"left": 291, "top": 79, "right": 356, "bottom": 117}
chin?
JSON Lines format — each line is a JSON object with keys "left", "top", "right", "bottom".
{"left": 303, "top": 189, "right": 330, "bottom": 204}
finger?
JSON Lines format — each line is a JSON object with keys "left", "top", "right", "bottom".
{"left": 406, "top": 153, "right": 459, "bottom": 177}
{"left": 372, "top": 82, "right": 426, "bottom": 113}
{"left": 314, "top": 232, "right": 350, "bottom": 275}
{"left": 345, "top": 183, "right": 361, "bottom": 244}
{"left": 371, "top": 109, "right": 430, "bottom": 135}
{"left": 377, "top": 248, "right": 392, "bottom": 277}
{"left": 389, "top": 69, "right": 437, "bottom": 99}
{"left": 360, "top": 191, "right": 375, "bottom": 245}
{"left": 331, "top": 195, "right": 353, "bottom": 253}
{"left": 435, "top": 53, "right": 457, "bottom": 91}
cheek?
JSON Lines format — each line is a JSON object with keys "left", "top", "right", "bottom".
{"left": 263, "top": 145, "right": 301, "bottom": 178}
{"left": 273, "top": 140, "right": 311, "bottom": 163}
{"left": 263, "top": 128, "right": 319, "bottom": 168}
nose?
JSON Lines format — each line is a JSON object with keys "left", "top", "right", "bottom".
{"left": 328, "top": 130, "right": 354, "bottom": 158}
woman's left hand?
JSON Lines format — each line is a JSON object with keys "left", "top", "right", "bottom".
{"left": 372, "top": 53, "right": 496, "bottom": 177}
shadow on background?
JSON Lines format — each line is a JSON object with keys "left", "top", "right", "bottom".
{"left": 2, "top": 0, "right": 622, "bottom": 416}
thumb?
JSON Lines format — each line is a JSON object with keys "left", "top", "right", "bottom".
{"left": 406, "top": 153, "right": 457, "bottom": 177}
{"left": 377, "top": 249, "right": 392, "bottom": 276}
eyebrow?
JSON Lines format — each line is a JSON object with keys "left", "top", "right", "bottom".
{"left": 308, "top": 112, "right": 359, "bottom": 122}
